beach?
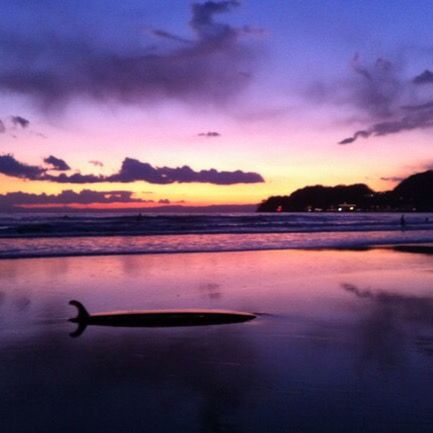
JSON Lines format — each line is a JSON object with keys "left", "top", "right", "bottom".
{"left": 2, "top": 246, "right": 433, "bottom": 432}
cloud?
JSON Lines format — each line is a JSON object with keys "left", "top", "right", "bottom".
{"left": 305, "top": 54, "right": 400, "bottom": 122}
{"left": 413, "top": 69, "right": 433, "bottom": 85}
{"left": 338, "top": 130, "right": 370, "bottom": 145}
{"left": 11, "top": 115, "right": 30, "bottom": 129}
{"left": 0, "top": 189, "right": 153, "bottom": 208}
{"left": 47, "top": 172, "right": 103, "bottom": 183}
{"left": 198, "top": 131, "right": 221, "bottom": 137}
{"left": 338, "top": 102, "right": 433, "bottom": 144}
{"left": 0, "top": 114, "right": 35, "bottom": 135}
{"left": 0, "top": 154, "right": 45, "bottom": 180}
{"left": 0, "top": 154, "right": 265, "bottom": 185}
{"left": 350, "top": 53, "right": 372, "bottom": 81}
{"left": 107, "top": 158, "right": 264, "bottom": 185}
{"left": 151, "top": 30, "right": 191, "bottom": 44}
{"left": 334, "top": 55, "right": 433, "bottom": 143}
{"left": 0, "top": 1, "right": 257, "bottom": 110}
{"left": 44, "top": 155, "right": 70, "bottom": 171}
{"left": 158, "top": 198, "right": 170, "bottom": 204}
{"left": 348, "top": 55, "right": 401, "bottom": 119}
{"left": 89, "top": 160, "right": 104, "bottom": 167}
{"left": 191, "top": 0, "right": 239, "bottom": 34}
{"left": 107, "top": 158, "right": 171, "bottom": 184}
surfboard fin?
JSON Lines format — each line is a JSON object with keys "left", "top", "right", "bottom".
{"left": 69, "top": 321, "right": 87, "bottom": 338}
{"left": 69, "top": 300, "right": 89, "bottom": 338}
{"left": 69, "top": 300, "right": 89, "bottom": 320}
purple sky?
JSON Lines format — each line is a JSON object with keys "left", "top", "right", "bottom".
{"left": 1, "top": 0, "right": 433, "bottom": 209}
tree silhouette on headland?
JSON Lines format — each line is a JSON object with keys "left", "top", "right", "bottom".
{"left": 257, "top": 170, "right": 433, "bottom": 212}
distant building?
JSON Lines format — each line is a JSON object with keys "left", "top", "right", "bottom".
{"left": 336, "top": 203, "right": 356, "bottom": 212}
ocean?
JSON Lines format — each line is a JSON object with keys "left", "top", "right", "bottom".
{"left": 1, "top": 211, "right": 433, "bottom": 258}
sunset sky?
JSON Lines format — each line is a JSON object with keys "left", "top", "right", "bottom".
{"left": 1, "top": 0, "right": 433, "bottom": 209}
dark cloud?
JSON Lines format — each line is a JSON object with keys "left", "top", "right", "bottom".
{"left": 338, "top": 137, "right": 355, "bottom": 145}
{"left": 335, "top": 55, "right": 433, "bottom": 143}
{"left": 348, "top": 55, "right": 400, "bottom": 119}
{"left": 47, "top": 172, "right": 103, "bottom": 183}
{"left": 107, "top": 158, "right": 264, "bottom": 185}
{"left": 151, "top": 30, "right": 191, "bottom": 44}
{"left": 0, "top": 154, "right": 45, "bottom": 180}
{"left": 89, "top": 160, "right": 104, "bottom": 167}
{"left": 198, "top": 131, "right": 221, "bottom": 137}
{"left": 191, "top": 1, "right": 239, "bottom": 36}
{"left": 11, "top": 115, "right": 30, "bottom": 129}
{"left": 158, "top": 198, "right": 170, "bottom": 204}
{"left": 44, "top": 155, "right": 70, "bottom": 171}
{"left": 108, "top": 158, "right": 171, "bottom": 184}
{"left": 0, "top": 115, "right": 35, "bottom": 135}
{"left": 156, "top": 164, "right": 263, "bottom": 185}
{"left": 0, "top": 1, "right": 257, "bottom": 110}
{"left": 413, "top": 69, "right": 433, "bottom": 85}
{"left": 0, "top": 189, "right": 153, "bottom": 208}
{"left": 338, "top": 130, "right": 369, "bottom": 145}
{"left": 338, "top": 101, "right": 433, "bottom": 144}
{"left": 350, "top": 53, "right": 372, "bottom": 81}
{"left": 0, "top": 154, "right": 265, "bottom": 185}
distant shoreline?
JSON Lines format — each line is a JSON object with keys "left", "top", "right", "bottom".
{"left": 2, "top": 209, "right": 433, "bottom": 214}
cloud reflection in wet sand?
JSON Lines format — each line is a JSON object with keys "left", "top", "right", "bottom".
{"left": 342, "top": 283, "right": 433, "bottom": 367}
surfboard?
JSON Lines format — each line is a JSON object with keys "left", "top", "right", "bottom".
{"left": 69, "top": 300, "right": 256, "bottom": 337}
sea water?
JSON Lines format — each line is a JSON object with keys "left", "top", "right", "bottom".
{"left": 1, "top": 212, "right": 433, "bottom": 258}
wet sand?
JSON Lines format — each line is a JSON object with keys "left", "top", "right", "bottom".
{"left": 1, "top": 247, "right": 433, "bottom": 432}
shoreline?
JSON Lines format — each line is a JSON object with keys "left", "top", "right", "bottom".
{"left": 0, "top": 224, "right": 431, "bottom": 240}
{"left": 1, "top": 241, "right": 433, "bottom": 261}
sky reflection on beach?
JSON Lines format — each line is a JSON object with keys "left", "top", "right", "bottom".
{"left": 1, "top": 248, "right": 433, "bottom": 432}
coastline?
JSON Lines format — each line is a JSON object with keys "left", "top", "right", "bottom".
{"left": 1, "top": 242, "right": 433, "bottom": 261}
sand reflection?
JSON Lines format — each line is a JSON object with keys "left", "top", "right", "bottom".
{"left": 1, "top": 248, "right": 433, "bottom": 432}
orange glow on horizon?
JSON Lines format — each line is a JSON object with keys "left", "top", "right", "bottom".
{"left": 0, "top": 170, "right": 405, "bottom": 209}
